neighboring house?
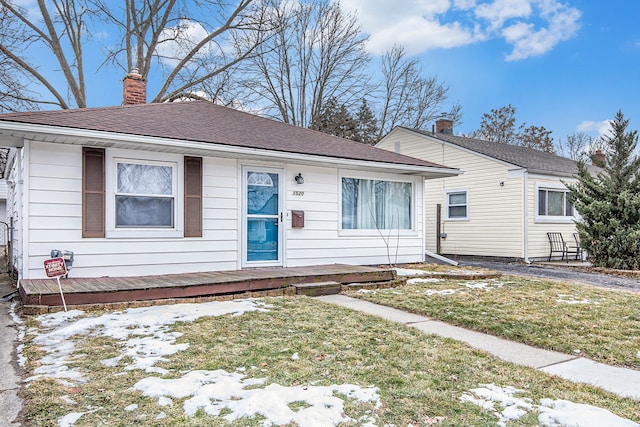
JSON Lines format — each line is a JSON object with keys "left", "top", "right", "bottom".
{"left": 0, "top": 74, "right": 459, "bottom": 280}
{"left": 377, "top": 119, "right": 588, "bottom": 262}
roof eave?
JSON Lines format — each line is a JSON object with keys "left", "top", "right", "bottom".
{"left": 0, "top": 121, "right": 461, "bottom": 178}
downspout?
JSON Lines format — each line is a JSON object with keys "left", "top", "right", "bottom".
{"left": 523, "top": 170, "right": 530, "bottom": 263}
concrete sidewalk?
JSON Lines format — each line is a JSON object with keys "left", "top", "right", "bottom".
{"left": 0, "top": 302, "right": 22, "bottom": 426}
{"left": 317, "top": 294, "right": 640, "bottom": 401}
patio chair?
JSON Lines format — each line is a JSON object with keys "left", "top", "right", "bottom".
{"left": 547, "top": 232, "right": 581, "bottom": 262}
{"left": 570, "top": 233, "right": 584, "bottom": 261}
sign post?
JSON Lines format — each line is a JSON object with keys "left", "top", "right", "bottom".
{"left": 44, "top": 257, "right": 68, "bottom": 312}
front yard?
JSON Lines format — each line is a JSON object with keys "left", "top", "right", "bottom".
{"left": 346, "top": 266, "right": 640, "bottom": 370}
{"left": 17, "top": 293, "right": 640, "bottom": 426}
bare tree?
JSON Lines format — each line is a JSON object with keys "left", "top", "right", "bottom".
{"left": 0, "top": 0, "right": 90, "bottom": 109}
{"left": 0, "top": 4, "right": 39, "bottom": 112}
{"left": 472, "top": 104, "right": 521, "bottom": 145}
{"left": 472, "top": 104, "right": 556, "bottom": 153}
{"left": 0, "top": 0, "right": 273, "bottom": 109}
{"left": 376, "top": 45, "right": 460, "bottom": 141}
{"left": 236, "top": 0, "right": 370, "bottom": 127}
{"left": 520, "top": 124, "right": 555, "bottom": 153}
{"left": 558, "top": 132, "right": 593, "bottom": 160}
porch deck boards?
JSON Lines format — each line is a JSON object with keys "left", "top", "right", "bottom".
{"left": 19, "top": 264, "right": 396, "bottom": 307}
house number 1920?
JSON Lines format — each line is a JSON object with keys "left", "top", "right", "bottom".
{"left": 292, "top": 191, "right": 304, "bottom": 196}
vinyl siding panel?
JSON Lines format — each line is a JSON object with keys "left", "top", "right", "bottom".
{"left": 21, "top": 142, "right": 426, "bottom": 279}
{"left": 283, "top": 165, "right": 425, "bottom": 266}
{"left": 527, "top": 176, "right": 579, "bottom": 260}
{"left": 378, "top": 129, "right": 524, "bottom": 258}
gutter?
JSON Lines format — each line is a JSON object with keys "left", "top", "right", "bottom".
{"left": 0, "top": 122, "right": 462, "bottom": 178}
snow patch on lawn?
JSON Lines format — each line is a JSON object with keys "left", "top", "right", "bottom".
{"left": 407, "top": 278, "right": 444, "bottom": 284}
{"left": 462, "top": 280, "right": 505, "bottom": 290}
{"left": 133, "top": 369, "right": 381, "bottom": 426}
{"left": 461, "top": 384, "right": 639, "bottom": 427}
{"left": 557, "top": 298, "right": 597, "bottom": 305}
{"left": 423, "top": 289, "right": 457, "bottom": 296}
{"left": 26, "top": 300, "right": 269, "bottom": 385}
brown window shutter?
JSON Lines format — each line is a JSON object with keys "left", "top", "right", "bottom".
{"left": 82, "top": 147, "right": 105, "bottom": 238}
{"left": 184, "top": 156, "right": 203, "bottom": 237}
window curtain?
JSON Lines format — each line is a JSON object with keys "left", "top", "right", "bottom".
{"left": 379, "top": 181, "right": 411, "bottom": 229}
{"left": 342, "top": 178, "right": 411, "bottom": 229}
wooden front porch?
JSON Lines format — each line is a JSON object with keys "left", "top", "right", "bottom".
{"left": 19, "top": 264, "right": 396, "bottom": 312}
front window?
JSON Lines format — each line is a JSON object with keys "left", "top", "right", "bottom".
{"left": 446, "top": 190, "right": 468, "bottom": 220}
{"left": 115, "top": 161, "right": 176, "bottom": 228}
{"left": 342, "top": 178, "right": 412, "bottom": 229}
{"left": 538, "top": 188, "right": 573, "bottom": 217}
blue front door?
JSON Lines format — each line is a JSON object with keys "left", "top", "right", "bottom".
{"left": 245, "top": 169, "right": 282, "bottom": 264}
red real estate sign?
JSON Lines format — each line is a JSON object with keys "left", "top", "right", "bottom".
{"left": 44, "top": 257, "right": 67, "bottom": 278}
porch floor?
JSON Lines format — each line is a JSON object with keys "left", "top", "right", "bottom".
{"left": 19, "top": 264, "right": 396, "bottom": 310}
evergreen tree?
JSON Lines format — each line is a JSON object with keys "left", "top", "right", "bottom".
{"left": 567, "top": 110, "right": 640, "bottom": 270}
{"left": 354, "top": 98, "right": 379, "bottom": 145}
{"left": 311, "top": 97, "right": 378, "bottom": 144}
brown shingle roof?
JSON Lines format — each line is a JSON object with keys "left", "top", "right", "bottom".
{"left": 0, "top": 102, "right": 453, "bottom": 171}
{"left": 405, "top": 127, "right": 586, "bottom": 177}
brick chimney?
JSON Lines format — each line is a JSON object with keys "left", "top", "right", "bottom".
{"left": 435, "top": 118, "right": 453, "bottom": 134}
{"left": 123, "top": 68, "right": 146, "bottom": 105}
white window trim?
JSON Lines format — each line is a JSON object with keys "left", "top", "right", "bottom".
{"left": 445, "top": 189, "right": 468, "bottom": 221}
{"left": 535, "top": 182, "right": 575, "bottom": 224}
{"left": 338, "top": 171, "right": 419, "bottom": 236}
{"left": 105, "top": 149, "right": 184, "bottom": 238}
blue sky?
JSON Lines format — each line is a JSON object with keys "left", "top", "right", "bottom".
{"left": 342, "top": 0, "right": 640, "bottom": 145}
{"left": 19, "top": 0, "right": 638, "bottom": 148}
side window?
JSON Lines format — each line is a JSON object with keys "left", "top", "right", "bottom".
{"left": 446, "top": 190, "right": 468, "bottom": 220}
{"left": 538, "top": 188, "right": 573, "bottom": 217}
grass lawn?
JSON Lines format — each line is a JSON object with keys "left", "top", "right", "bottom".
{"left": 19, "top": 296, "right": 640, "bottom": 426}
{"left": 345, "top": 269, "right": 640, "bottom": 370}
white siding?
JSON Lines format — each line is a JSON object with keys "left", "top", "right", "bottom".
{"left": 284, "top": 165, "right": 425, "bottom": 267}
{"left": 378, "top": 129, "right": 524, "bottom": 258}
{"left": 21, "top": 142, "right": 427, "bottom": 279}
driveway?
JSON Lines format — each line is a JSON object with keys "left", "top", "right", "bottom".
{"left": 458, "top": 259, "right": 640, "bottom": 293}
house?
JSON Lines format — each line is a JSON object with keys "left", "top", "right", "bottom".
{"left": 376, "top": 119, "right": 586, "bottom": 262}
{"left": 0, "top": 73, "right": 460, "bottom": 280}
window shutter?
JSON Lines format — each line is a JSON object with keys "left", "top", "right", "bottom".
{"left": 82, "top": 147, "right": 105, "bottom": 238}
{"left": 184, "top": 156, "right": 203, "bottom": 237}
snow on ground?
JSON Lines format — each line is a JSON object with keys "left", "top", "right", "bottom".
{"left": 462, "top": 280, "right": 505, "bottom": 290}
{"left": 23, "top": 299, "right": 640, "bottom": 427}
{"left": 461, "top": 384, "right": 639, "bottom": 427}
{"left": 556, "top": 294, "right": 601, "bottom": 305}
{"left": 24, "top": 299, "right": 382, "bottom": 427}
{"left": 406, "top": 278, "right": 444, "bottom": 285}
{"left": 423, "top": 289, "right": 457, "bottom": 296}
{"left": 25, "top": 300, "right": 271, "bottom": 385}
{"left": 133, "top": 369, "right": 381, "bottom": 426}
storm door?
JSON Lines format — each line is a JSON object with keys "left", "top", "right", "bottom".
{"left": 243, "top": 168, "right": 283, "bottom": 266}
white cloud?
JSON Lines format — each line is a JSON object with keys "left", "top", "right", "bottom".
{"left": 502, "top": 1, "right": 582, "bottom": 61}
{"left": 475, "top": 0, "right": 533, "bottom": 30}
{"left": 338, "top": 0, "right": 581, "bottom": 60}
{"left": 577, "top": 119, "right": 611, "bottom": 137}
{"left": 156, "top": 19, "right": 217, "bottom": 67}
{"left": 368, "top": 17, "right": 480, "bottom": 55}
